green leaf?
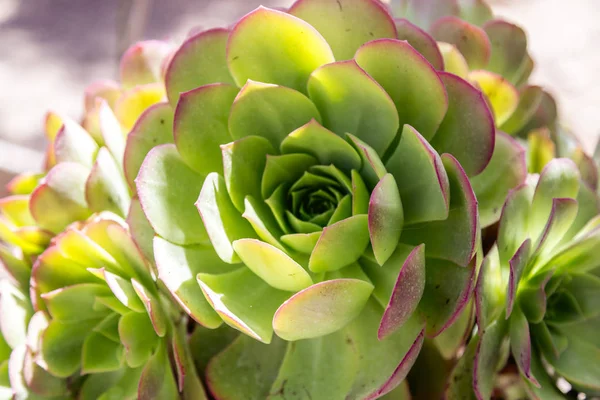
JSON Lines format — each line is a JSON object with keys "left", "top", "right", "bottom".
{"left": 0, "top": 281, "right": 32, "bottom": 349}
{"left": 118, "top": 311, "right": 158, "bottom": 368}
{"left": 473, "top": 318, "right": 509, "bottom": 399}
{"left": 232, "top": 239, "right": 313, "bottom": 292}
{"left": 137, "top": 340, "right": 179, "bottom": 400}
{"left": 261, "top": 154, "right": 318, "bottom": 200}
{"left": 500, "top": 85, "right": 544, "bottom": 134}
{"left": 85, "top": 147, "right": 131, "bottom": 217}
{"left": 269, "top": 329, "right": 359, "bottom": 400}
{"left": 98, "top": 101, "right": 126, "bottom": 169}
{"left": 543, "top": 226, "right": 600, "bottom": 274}
{"left": 288, "top": 0, "right": 396, "bottom": 60}
{"left": 30, "top": 162, "right": 92, "bottom": 233}
{"left": 483, "top": 20, "right": 528, "bottom": 84}
{"left": 471, "top": 132, "right": 527, "bottom": 228}
{"left": 165, "top": 28, "right": 235, "bottom": 106}
{"left": 395, "top": 18, "right": 444, "bottom": 70}
{"left": 497, "top": 183, "right": 534, "bottom": 266}
{"left": 174, "top": 83, "right": 238, "bottom": 175}
{"left": 226, "top": 7, "right": 334, "bottom": 92}
{"left": 376, "top": 245, "right": 426, "bottom": 339}
{"left": 510, "top": 306, "right": 539, "bottom": 386}
{"left": 346, "top": 134, "right": 387, "bottom": 190}
{"left": 53, "top": 119, "right": 99, "bottom": 167}
{"left": 308, "top": 214, "right": 370, "bottom": 272}
{"left": 131, "top": 280, "right": 168, "bottom": 337}
{"left": 171, "top": 322, "right": 208, "bottom": 399}
{"left": 418, "top": 257, "right": 475, "bottom": 336}
{"left": 81, "top": 331, "right": 124, "bottom": 374}
{"left": 402, "top": 154, "right": 477, "bottom": 267}
{"left": 222, "top": 136, "right": 275, "bottom": 212}
{"left": 368, "top": 173, "right": 404, "bottom": 266}
{"left": 351, "top": 169, "right": 369, "bottom": 216}
{"left": 506, "top": 239, "right": 531, "bottom": 318}
{"left": 475, "top": 246, "right": 504, "bottom": 329}
{"left": 42, "top": 283, "right": 111, "bottom": 322}
{"left": 153, "top": 236, "right": 236, "bottom": 328}
{"left": 126, "top": 197, "right": 155, "bottom": 262}
{"left": 307, "top": 60, "right": 398, "bottom": 156}
{"left": 280, "top": 232, "right": 321, "bottom": 254}
{"left": 430, "top": 72, "right": 495, "bottom": 176}
{"left": 280, "top": 119, "right": 361, "bottom": 172}
{"left": 438, "top": 42, "right": 469, "bottom": 79}
{"left": 229, "top": 80, "right": 321, "bottom": 148}
{"left": 430, "top": 17, "right": 490, "bottom": 69}
{"left": 197, "top": 268, "right": 290, "bottom": 343}
{"left": 119, "top": 40, "right": 172, "bottom": 89}
{"left": 346, "top": 299, "right": 425, "bottom": 399}
{"left": 136, "top": 144, "right": 208, "bottom": 245}
{"left": 205, "top": 335, "right": 287, "bottom": 400}
{"left": 532, "top": 198, "right": 578, "bottom": 264}
{"left": 196, "top": 172, "right": 257, "bottom": 263}
{"left": 386, "top": 125, "right": 449, "bottom": 224}
{"left": 529, "top": 158, "right": 580, "bottom": 244}
{"left": 355, "top": 38, "right": 448, "bottom": 141}
{"left": 469, "top": 70, "right": 518, "bottom": 126}
{"left": 41, "top": 319, "right": 100, "bottom": 377}
{"left": 273, "top": 278, "right": 373, "bottom": 341}
{"left": 189, "top": 324, "right": 239, "bottom": 375}
{"left": 124, "top": 102, "right": 174, "bottom": 190}
{"left": 79, "top": 366, "right": 143, "bottom": 400}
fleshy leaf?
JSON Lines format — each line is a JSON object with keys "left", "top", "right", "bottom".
{"left": 469, "top": 70, "right": 518, "bottom": 128}
{"left": 418, "top": 257, "right": 475, "bottom": 336}
{"left": 438, "top": 42, "right": 469, "bottom": 79}
{"left": 154, "top": 236, "right": 236, "bottom": 328}
{"left": 229, "top": 80, "right": 321, "bottom": 148}
{"left": 197, "top": 173, "right": 257, "bottom": 263}
{"left": 385, "top": 125, "right": 449, "bottom": 224}
{"left": 497, "top": 183, "right": 533, "bottom": 266}
{"left": 53, "top": 120, "right": 99, "bottom": 167}
{"left": 41, "top": 319, "right": 99, "bottom": 377}
{"left": 174, "top": 83, "right": 238, "bottom": 175}
{"left": 402, "top": 154, "right": 477, "bottom": 267}
{"left": 368, "top": 173, "right": 404, "bottom": 265}
{"left": 42, "top": 283, "right": 111, "bottom": 322}
{"left": 529, "top": 158, "right": 580, "bottom": 244}
{"left": 500, "top": 86, "right": 544, "bottom": 135}
{"left": 307, "top": 60, "right": 398, "bottom": 156}
{"left": 205, "top": 335, "right": 287, "bottom": 399}
{"left": 355, "top": 38, "right": 448, "bottom": 140}
{"left": 222, "top": 136, "right": 275, "bottom": 212}
{"left": 431, "top": 72, "right": 495, "bottom": 177}
{"left": 136, "top": 144, "right": 208, "bottom": 245}
{"left": 378, "top": 245, "right": 425, "bottom": 339}
{"left": 346, "top": 299, "right": 425, "bottom": 399}
{"left": 85, "top": 147, "right": 131, "bottom": 217}
{"left": 395, "top": 18, "right": 444, "bottom": 70}
{"left": 505, "top": 239, "right": 531, "bottom": 318}
{"left": 289, "top": 0, "right": 396, "bottom": 60}
{"left": 0, "top": 281, "right": 31, "bottom": 349}
{"left": 232, "top": 239, "right": 312, "bottom": 292}
{"left": 127, "top": 197, "right": 155, "bottom": 261}
{"left": 280, "top": 119, "right": 361, "bottom": 172}
{"left": 81, "top": 331, "right": 124, "bottom": 374}
{"left": 262, "top": 154, "right": 318, "bottom": 200}
{"left": 197, "top": 268, "right": 290, "bottom": 343}
{"left": 309, "top": 214, "right": 370, "bottom": 272}
{"left": 30, "top": 162, "right": 92, "bottom": 233}
{"left": 471, "top": 131, "right": 527, "bottom": 227}
{"left": 119, "top": 40, "right": 172, "bottom": 89}
{"left": 165, "top": 28, "right": 235, "bottom": 106}
{"left": 392, "top": 0, "right": 459, "bottom": 30}
{"left": 118, "top": 311, "right": 158, "bottom": 368}
{"left": 226, "top": 7, "right": 334, "bottom": 92}
{"left": 510, "top": 306, "right": 539, "bottom": 386}
{"left": 483, "top": 20, "right": 528, "bottom": 84}
{"left": 137, "top": 340, "right": 179, "bottom": 400}
{"left": 124, "top": 102, "right": 174, "bottom": 190}
{"left": 431, "top": 17, "right": 490, "bottom": 69}
{"left": 268, "top": 329, "right": 359, "bottom": 400}
{"left": 114, "top": 83, "right": 166, "bottom": 132}
{"left": 273, "top": 278, "right": 373, "bottom": 341}
{"left": 473, "top": 319, "right": 509, "bottom": 399}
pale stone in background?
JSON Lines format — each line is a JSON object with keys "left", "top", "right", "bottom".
{"left": 0, "top": 0, "right": 598, "bottom": 195}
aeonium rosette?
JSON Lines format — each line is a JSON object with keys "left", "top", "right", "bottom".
{"left": 128, "top": 1, "right": 499, "bottom": 398}
{"left": 446, "top": 158, "right": 600, "bottom": 399}
{"left": 26, "top": 213, "right": 205, "bottom": 399}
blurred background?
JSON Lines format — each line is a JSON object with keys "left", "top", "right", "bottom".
{"left": 1, "top": 0, "right": 599, "bottom": 195}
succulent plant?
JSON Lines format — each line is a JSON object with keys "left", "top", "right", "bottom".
{"left": 447, "top": 158, "right": 600, "bottom": 398}
{"left": 30, "top": 213, "right": 206, "bottom": 399}
{"left": 126, "top": 1, "right": 510, "bottom": 397}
